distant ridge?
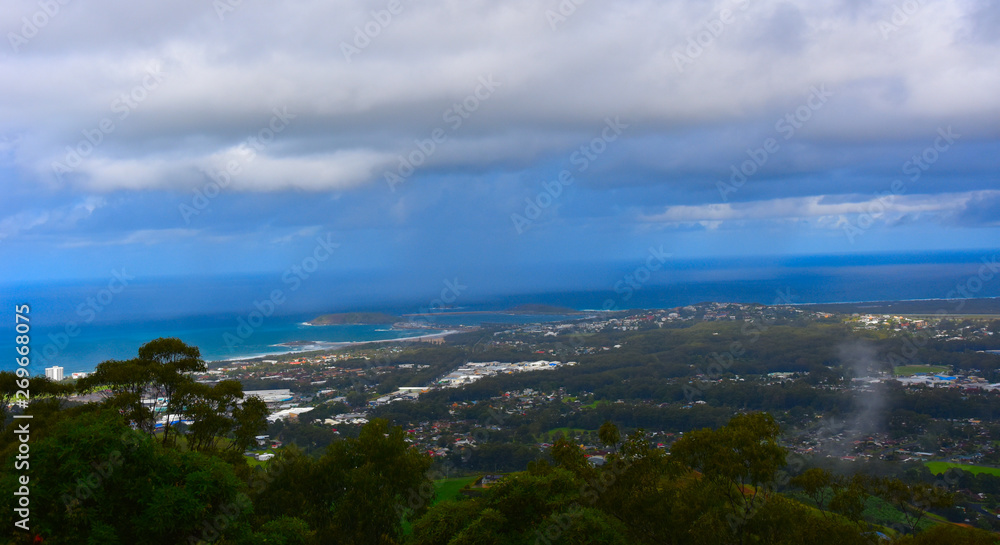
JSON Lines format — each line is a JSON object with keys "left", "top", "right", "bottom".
{"left": 307, "top": 312, "right": 400, "bottom": 325}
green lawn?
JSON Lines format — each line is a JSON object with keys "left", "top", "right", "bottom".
{"left": 894, "top": 365, "right": 950, "bottom": 376}
{"left": 861, "top": 495, "right": 936, "bottom": 534}
{"left": 433, "top": 476, "right": 478, "bottom": 505}
{"left": 926, "top": 462, "right": 1000, "bottom": 477}
{"left": 400, "top": 476, "right": 478, "bottom": 536}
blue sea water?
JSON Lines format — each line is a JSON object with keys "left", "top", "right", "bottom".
{"left": 2, "top": 252, "right": 999, "bottom": 375}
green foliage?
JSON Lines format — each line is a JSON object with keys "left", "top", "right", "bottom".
{"left": 247, "top": 516, "right": 313, "bottom": 545}
{"left": 78, "top": 337, "right": 206, "bottom": 440}
{"left": 251, "top": 418, "right": 432, "bottom": 544}
{"left": 410, "top": 467, "right": 628, "bottom": 545}
{"left": 309, "top": 312, "right": 400, "bottom": 325}
{"left": 871, "top": 477, "right": 953, "bottom": 535}
{"left": 8, "top": 333, "right": 1000, "bottom": 545}
{"left": 926, "top": 462, "right": 1000, "bottom": 477}
{"left": 742, "top": 495, "right": 875, "bottom": 545}
{"left": 0, "top": 372, "right": 71, "bottom": 427}
{"left": 433, "top": 477, "right": 479, "bottom": 505}
{"left": 409, "top": 499, "right": 485, "bottom": 545}
{"left": 598, "top": 420, "right": 620, "bottom": 448}
{"left": 181, "top": 380, "right": 266, "bottom": 454}
{"left": 790, "top": 468, "right": 876, "bottom": 527}
{"left": 894, "top": 523, "right": 1000, "bottom": 545}
{"left": 0, "top": 410, "right": 251, "bottom": 544}
{"left": 77, "top": 357, "right": 157, "bottom": 433}
{"left": 671, "top": 412, "right": 787, "bottom": 541}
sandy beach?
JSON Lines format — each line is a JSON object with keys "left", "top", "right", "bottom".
{"left": 213, "top": 329, "right": 463, "bottom": 363}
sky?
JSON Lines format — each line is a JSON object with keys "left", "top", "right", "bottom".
{"left": 1, "top": 0, "right": 998, "bottom": 293}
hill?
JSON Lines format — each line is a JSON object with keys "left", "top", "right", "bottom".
{"left": 307, "top": 312, "right": 400, "bottom": 325}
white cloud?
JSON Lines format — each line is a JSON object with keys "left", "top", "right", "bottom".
{"left": 48, "top": 149, "right": 393, "bottom": 192}
{"left": 0, "top": 197, "right": 105, "bottom": 241}
{"left": 59, "top": 228, "right": 199, "bottom": 248}
{"left": 1, "top": 0, "right": 997, "bottom": 194}
{"left": 640, "top": 191, "right": 1000, "bottom": 227}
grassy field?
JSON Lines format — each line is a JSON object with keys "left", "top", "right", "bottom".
{"left": 926, "top": 462, "right": 1000, "bottom": 477}
{"left": 894, "top": 365, "right": 950, "bottom": 376}
{"left": 400, "top": 476, "right": 478, "bottom": 536}
{"left": 433, "top": 476, "right": 478, "bottom": 505}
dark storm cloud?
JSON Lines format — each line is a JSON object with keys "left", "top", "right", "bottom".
{"left": 0, "top": 0, "right": 997, "bottom": 280}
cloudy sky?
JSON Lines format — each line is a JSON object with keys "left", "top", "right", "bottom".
{"left": 1, "top": 0, "right": 998, "bottom": 289}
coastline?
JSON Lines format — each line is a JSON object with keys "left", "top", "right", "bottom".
{"left": 211, "top": 329, "right": 462, "bottom": 363}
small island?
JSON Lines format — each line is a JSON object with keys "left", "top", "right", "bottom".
{"left": 307, "top": 312, "right": 400, "bottom": 325}
{"left": 505, "top": 304, "right": 580, "bottom": 315}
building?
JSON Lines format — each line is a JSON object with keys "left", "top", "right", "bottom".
{"left": 45, "top": 366, "right": 64, "bottom": 381}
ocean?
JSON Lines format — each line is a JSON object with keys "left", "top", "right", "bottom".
{"left": 3, "top": 252, "right": 999, "bottom": 374}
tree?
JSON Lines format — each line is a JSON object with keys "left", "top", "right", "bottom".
{"left": 599, "top": 420, "right": 621, "bottom": 451}
{"left": 77, "top": 338, "right": 206, "bottom": 441}
{"left": 671, "top": 412, "right": 787, "bottom": 545}
{"left": 897, "top": 523, "right": 1000, "bottom": 545}
{"left": 0, "top": 372, "right": 69, "bottom": 427}
{"left": 873, "top": 477, "right": 953, "bottom": 535}
{"left": 0, "top": 410, "right": 251, "bottom": 544}
{"left": 345, "top": 390, "right": 368, "bottom": 408}
{"left": 138, "top": 337, "right": 206, "bottom": 445}
{"left": 247, "top": 516, "right": 313, "bottom": 545}
{"left": 232, "top": 395, "right": 270, "bottom": 453}
{"left": 252, "top": 418, "right": 431, "bottom": 544}
{"left": 180, "top": 380, "right": 244, "bottom": 452}
{"left": 790, "top": 468, "right": 873, "bottom": 529}
{"left": 410, "top": 467, "right": 629, "bottom": 545}
{"left": 77, "top": 358, "right": 156, "bottom": 433}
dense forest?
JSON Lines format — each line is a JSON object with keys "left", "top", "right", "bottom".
{"left": 4, "top": 330, "right": 1000, "bottom": 544}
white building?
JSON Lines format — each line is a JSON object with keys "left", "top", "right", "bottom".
{"left": 45, "top": 366, "right": 64, "bottom": 381}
